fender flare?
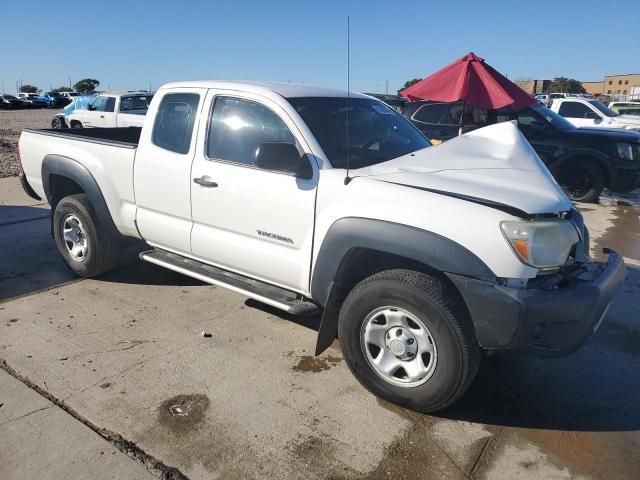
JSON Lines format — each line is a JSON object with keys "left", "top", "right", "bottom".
{"left": 311, "top": 217, "right": 495, "bottom": 354}
{"left": 41, "top": 154, "right": 118, "bottom": 234}
{"left": 548, "top": 149, "right": 614, "bottom": 185}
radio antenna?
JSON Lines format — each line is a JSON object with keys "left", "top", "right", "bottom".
{"left": 344, "top": 15, "right": 352, "bottom": 185}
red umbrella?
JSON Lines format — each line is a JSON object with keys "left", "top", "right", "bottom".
{"left": 400, "top": 53, "right": 536, "bottom": 134}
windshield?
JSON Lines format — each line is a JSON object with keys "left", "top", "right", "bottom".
{"left": 529, "top": 103, "right": 575, "bottom": 130}
{"left": 589, "top": 100, "right": 619, "bottom": 117}
{"left": 288, "top": 97, "right": 430, "bottom": 169}
{"left": 4, "top": 95, "right": 17, "bottom": 100}
{"left": 119, "top": 95, "right": 153, "bottom": 112}
{"left": 46, "top": 92, "right": 60, "bottom": 97}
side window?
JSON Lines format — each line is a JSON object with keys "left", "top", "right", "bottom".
{"left": 90, "top": 96, "right": 108, "bottom": 112}
{"left": 105, "top": 97, "right": 116, "bottom": 113}
{"left": 558, "top": 102, "right": 593, "bottom": 118}
{"left": 207, "top": 96, "right": 296, "bottom": 166}
{"left": 413, "top": 103, "right": 449, "bottom": 124}
{"left": 152, "top": 93, "right": 200, "bottom": 154}
{"left": 516, "top": 112, "right": 539, "bottom": 126}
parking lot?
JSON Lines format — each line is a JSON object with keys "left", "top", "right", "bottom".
{"left": 1, "top": 110, "right": 639, "bottom": 480}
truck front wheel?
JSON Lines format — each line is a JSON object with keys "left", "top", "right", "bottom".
{"left": 53, "top": 194, "right": 118, "bottom": 278}
{"left": 338, "top": 269, "right": 480, "bottom": 412}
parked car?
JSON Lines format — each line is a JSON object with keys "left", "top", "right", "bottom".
{"left": 364, "top": 93, "right": 408, "bottom": 112}
{"left": 402, "top": 100, "right": 640, "bottom": 202}
{"left": 51, "top": 95, "right": 97, "bottom": 129}
{"left": 534, "top": 94, "right": 549, "bottom": 106}
{"left": 37, "top": 91, "right": 69, "bottom": 108}
{"left": 66, "top": 92, "right": 153, "bottom": 128}
{"left": 17, "top": 93, "right": 48, "bottom": 108}
{"left": 18, "top": 81, "right": 625, "bottom": 412}
{"left": 59, "top": 92, "right": 80, "bottom": 101}
{"left": 0, "top": 94, "right": 27, "bottom": 109}
{"left": 608, "top": 101, "right": 640, "bottom": 116}
{"left": 550, "top": 97, "right": 640, "bottom": 131}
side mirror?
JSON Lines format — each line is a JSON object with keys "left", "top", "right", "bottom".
{"left": 87, "top": 104, "right": 96, "bottom": 111}
{"left": 584, "top": 111, "right": 599, "bottom": 120}
{"left": 254, "top": 142, "right": 309, "bottom": 177}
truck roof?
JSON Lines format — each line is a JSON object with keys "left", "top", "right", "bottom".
{"left": 159, "top": 80, "right": 370, "bottom": 99}
{"left": 96, "top": 91, "right": 152, "bottom": 97}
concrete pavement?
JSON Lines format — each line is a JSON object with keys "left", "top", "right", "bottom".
{"left": 1, "top": 176, "right": 639, "bottom": 479}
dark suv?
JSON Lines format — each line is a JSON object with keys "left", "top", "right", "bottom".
{"left": 402, "top": 101, "right": 640, "bottom": 202}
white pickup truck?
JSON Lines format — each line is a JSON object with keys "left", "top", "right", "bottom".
{"left": 66, "top": 92, "right": 153, "bottom": 128}
{"left": 17, "top": 81, "right": 625, "bottom": 412}
{"left": 550, "top": 97, "right": 640, "bottom": 131}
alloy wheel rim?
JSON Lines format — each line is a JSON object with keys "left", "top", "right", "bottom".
{"left": 360, "top": 306, "right": 438, "bottom": 388}
{"left": 62, "top": 214, "right": 88, "bottom": 261}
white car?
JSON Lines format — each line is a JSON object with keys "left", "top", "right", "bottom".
{"left": 550, "top": 97, "right": 640, "bottom": 131}
{"left": 17, "top": 81, "right": 625, "bottom": 412}
{"left": 67, "top": 92, "right": 153, "bottom": 128}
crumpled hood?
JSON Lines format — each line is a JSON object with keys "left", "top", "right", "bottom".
{"left": 356, "top": 121, "right": 572, "bottom": 215}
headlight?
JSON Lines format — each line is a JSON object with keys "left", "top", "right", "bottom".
{"left": 616, "top": 142, "right": 635, "bottom": 160}
{"left": 500, "top": 221, "right": 579, "bottom": 269}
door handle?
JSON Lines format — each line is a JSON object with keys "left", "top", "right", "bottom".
{"left": 193, "top": 176, "right": 218, "bottom": 188}
{"left": 100, "top": 115, "right": 104, "bottom": 118}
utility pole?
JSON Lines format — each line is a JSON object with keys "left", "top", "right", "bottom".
{"left": 385, "top": 78, "right": 388, "bottom": 95}
{"left": 1, "top": 78, "right": 4, "bottom": 93}
{"left": 69, "top": 75, "right": 72, "bottom": 88}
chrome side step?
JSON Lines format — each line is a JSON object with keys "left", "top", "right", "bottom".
{"left": 139, "top": 249, "right": 319, "bottom": 316}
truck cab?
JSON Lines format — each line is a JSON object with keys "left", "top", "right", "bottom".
{"left": 68, "top": 92, "right": 153, "bottom": 128}
{"left": 551, "top": 97, "right": 640, "bottom": 131}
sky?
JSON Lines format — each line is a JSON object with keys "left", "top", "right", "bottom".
{"left": 1, "top": 0, "right": 639, "bottom": 94}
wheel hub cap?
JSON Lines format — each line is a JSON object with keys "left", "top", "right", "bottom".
{"left": 361, "top": 306, "right": 438, "bottom": 388}
{"left": 62, "top": 214, "right": 88, "bottom": 261}
{"left": 385, "top": 327, "right": 417, "bottom": 360}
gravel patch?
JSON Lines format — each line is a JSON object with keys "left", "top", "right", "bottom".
{"left": 0, "top": 109, "right": 55, "bottom": 178}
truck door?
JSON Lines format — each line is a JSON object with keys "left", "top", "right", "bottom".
{"left": 557, "top": 101, "right": 603, "bottom": 128}
{"left": 133, "top": 88, "right": 207, "bottom": 254}
{"left": 83, "top": 95, "right": 107, "bottom": 127}
{"left": 189, "top": 90, "right": 318, "bottom": 292}
{"left": 100, "top": 96, "right": 117, "bottom": 127}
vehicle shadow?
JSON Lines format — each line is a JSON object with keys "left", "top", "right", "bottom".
{"left": 436, "top": 264, "right": 640, "bottom": 433}
{"left": 0, "top": 204, "right": 50, "bottom": 226}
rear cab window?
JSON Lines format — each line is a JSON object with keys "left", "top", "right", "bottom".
{"left": 152, "top": 93, "right": 200, "bottom": 154}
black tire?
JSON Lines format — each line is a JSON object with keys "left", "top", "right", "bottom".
{"left": 70, "top": 121, "right": 83, "bottom": 129}
{"left": 53, "top": 194, "right": 119, "bottom": 278}
{"left": 558, "top": 160, "right": 604, "bottom": 203}
{"left": 51, "top": 117, "right": 63, "bottom": 129}
{"left": 338, "top": 269, "right": 481, "bottom": 413}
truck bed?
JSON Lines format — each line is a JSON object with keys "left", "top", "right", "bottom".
{"left": 18, "top": 127, "right": 141, "bottom": 239}
{"left": 22, "top": 127, "right": 142, "bottom": 148}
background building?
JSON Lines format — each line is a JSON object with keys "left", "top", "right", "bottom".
{"left": 603, "top": 74, "right": 640, "bottom": 96}
{"left": 514, "top": 79, "right": 550, "bottom": 94}
{"left": 580, "top": 81, "right": 604, "bottom": 95}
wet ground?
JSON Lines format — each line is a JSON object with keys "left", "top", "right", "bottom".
{"left": 0, "top": 176, "right": 639, "bottom": 479}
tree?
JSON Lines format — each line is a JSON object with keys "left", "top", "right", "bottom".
{"left": 73, "top": 78, "right": 100, "bottom": 93}
{"left": 52, "top": 86, "right": 73, "bottom": 93}
{"left": 402, "top": 78, "right": 422, "bottom": 90}
{"left": 19, "top": 84, "right": 38, "bottom": 93}
{"left": 544, "top": 77, "right": 586, "bottom": 94}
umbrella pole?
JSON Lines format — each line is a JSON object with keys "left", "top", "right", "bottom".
{"left": 458, "top": 100, "right": 465, "bottom": 136}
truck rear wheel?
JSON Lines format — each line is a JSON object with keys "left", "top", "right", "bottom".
{"left": 53, "top": 194, "right": 118, "bottom": 278}
{"left": 338, "top": 269, "right": 480, "bottom": 412}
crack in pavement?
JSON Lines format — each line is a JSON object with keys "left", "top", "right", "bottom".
{"left": 0, "top": 357, "right": 190, "bottom": 480}
{"left": 0, "top": 405, "right": 54, "bottom": 427}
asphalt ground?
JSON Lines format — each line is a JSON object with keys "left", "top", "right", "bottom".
{"left": 0, "top": 175, "right": 639, "bottom": 480}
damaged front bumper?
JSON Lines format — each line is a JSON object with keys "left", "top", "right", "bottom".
{"left": 447, "top": 249, "right": 626, "bottom": 357}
